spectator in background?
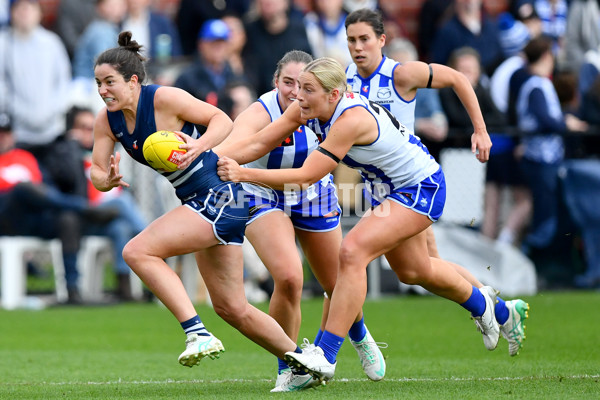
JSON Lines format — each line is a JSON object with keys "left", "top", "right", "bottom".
{"left": 175, "top": 0, "right": 250, "bottom": 57}
{"left": 0, "top": 0, "right": 88, "bottom": 304}
{"left": 430, "top": 0, "right": 503, "bottom": 76}
{"left": 532, "top": 0, "right": 568, "bottom": 56}
{"left": 561, "top": 0, "right": 600, "bottom": 74}
{"left": 508, "top": 37, "right": 587, "bottom": 259}
{"left": 490, "top": 11, "right": 542, "bottom": 114}
{"left": 122, "top": 0, "right": 182, "bottom": 63}
{"left": 174, "top": 19, "right": 248, "bottom": 108}
{"left": 242, "top": 0, "right": 312, "bottom": 95}
{"left": 442, "top": 47, "right": 531, "bottom": 246}
{"left": 304, "top": 0, "right": 352, "bottom": 66}
{"left": 53, "top": 0, "right": 96, "bottom": 60}
{"left": 417, "top": 0, "right": 453, "bottom": 62}
{"left": 343, "top": 0, "right": 377, "bottom": 13}
{"left": 72, "top": 0, "right": 127, "bottom": 80}
{"left": 385, "top": 37, "right": 448, "bottom": 160}
{"left": 580, "top": 69, "right": 600, "bottom": 125}
{"left": 67, "top": 107, "right": 147, "bottom": 301}
{"left": 71, "top": 0, "right": 127, "bottom": 114}
{"left": 0, "top": 0, "right": 10, "bottom": 27}
{"left": 0, "top": 112, "right": 118, "bottom": 305}
{"left": 217, "top": 80, "right": 257, "bottom": 121}
{"left": 222, "top": 13, "right": 248, "bottom": 76}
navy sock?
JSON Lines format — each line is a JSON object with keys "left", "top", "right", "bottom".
{"left": 495, "top": 297, "right": 509, "bottom": 325}
{"left": 319, "top": 331, "right": 344, "bottom": 364}
{"left": 278, "top": 358, "right": 289, "bottom": 374}
{"left": 314, "top": 329, "right": 323, "bottom": 346}
{"left": 461, "top": 286, "right": 486, "bottom": 317}
{"left": 348, "top": 316, "right": 367, "bottom": 342}
{"left": 180, "top": 315, "right": 209, "bottom": 336}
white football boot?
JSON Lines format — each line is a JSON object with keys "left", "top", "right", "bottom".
{"left": 178, "top": 333, "right": 225, "bottom": 367}
{"left": 472, "top": 286, "right": 500, "bottom": 351}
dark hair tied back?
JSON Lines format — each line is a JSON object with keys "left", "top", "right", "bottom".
{"left": 95, "top": 31, "right": 147, "bottom": 83}
{"left": 118, "top": 31, "right": 146, "bottom": 63}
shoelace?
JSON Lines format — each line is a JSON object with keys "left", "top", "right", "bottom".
{"left": 357, "top": 340, "right": 388, "bottom": 364}
{"left": 300, "top": 338, "right": 316, "bottom": 352}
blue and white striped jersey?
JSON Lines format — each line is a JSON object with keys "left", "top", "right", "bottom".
{"left": 307, "top": 92, "right": 438, "bottom": 202}
{"left": 246, "top": 90, "right": 319, "bottom": 170}
{"left": 242, "top": 90, "right": 337, "bottom": 210}
{"left": 346, "top": 56, "right": 416, "bottom": 132}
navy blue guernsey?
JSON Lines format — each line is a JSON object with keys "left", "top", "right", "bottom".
{"left": 107, "top": 84, "right": 223, "bottom": 200}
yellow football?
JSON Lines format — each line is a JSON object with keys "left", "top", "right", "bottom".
{"left": 142, "top": 130, "right": 186, "bottom": 172}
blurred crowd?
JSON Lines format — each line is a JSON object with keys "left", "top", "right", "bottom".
{"left": 0, "top": 0, "right": 599, "bottom": 306}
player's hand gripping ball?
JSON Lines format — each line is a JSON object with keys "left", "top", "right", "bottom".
{"left": 142, "top": 130, "right": 186, "bottom": 172}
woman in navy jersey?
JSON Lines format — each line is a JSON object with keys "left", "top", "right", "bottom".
{"left": 217, "top": 57, "right": 508, "bottom": 384}
{"left": 90, "top": 31, "right": 300, "bottom": 373}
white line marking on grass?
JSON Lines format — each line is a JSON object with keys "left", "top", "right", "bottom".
{"left": 4, "top": 374, "right": 599, "bottom": 386}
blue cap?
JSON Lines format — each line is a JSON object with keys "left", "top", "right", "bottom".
{"left": 198, "top": 19, "right": 231, "bottom": 41}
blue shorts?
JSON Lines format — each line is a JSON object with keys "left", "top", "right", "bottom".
{"left": 183, "top": 182, "right": 248, "bottom": 245}
{"left": 245, "top": 179, "right": 341, "bottom": 232}
{"left": 372, "top": 168, "right": 446, "bottom": 222}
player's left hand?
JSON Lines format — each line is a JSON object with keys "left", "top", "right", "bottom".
{"left": 175, "top": 131, "right": 206, "bottom": 170}
{"left": 471, "top": 130, "right": 492, "bottom": 163}
{"left": 217, "top": 156, "right": 243, "bottom": 182}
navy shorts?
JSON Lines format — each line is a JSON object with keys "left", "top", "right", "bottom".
{"left": 183, "top": 182, "right": 249, "bottom": 245}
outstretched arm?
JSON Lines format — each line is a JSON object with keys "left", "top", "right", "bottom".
{"left": 217, "top": 105, "right": 371, "bottom": 189}
{"left": 214, "top": 101, "right": 305, "bottom": 165}
{"left": 395, "top": 61, "right": 492, "bottom": 162}
{"left": 90, "top": 109, "right": 130, "bottom": 191}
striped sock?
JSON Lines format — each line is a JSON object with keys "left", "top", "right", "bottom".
{"left": 180, "top": 315, "right": 209, "bottom": 336}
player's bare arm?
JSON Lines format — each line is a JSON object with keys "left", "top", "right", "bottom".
{"left": 215, "top": 101, "right": 304, "bottom": 164}
{"left": 154, "top": 86, "right": 233, "bottom": 170}
{"left": 223, "top": 102, "right": 272, "bottom": 143}
{"left": 217, "top": 106, "right": 370, "bottom": 189}
{"left": 90, "top": 109, "right": 130, "bottom": 191}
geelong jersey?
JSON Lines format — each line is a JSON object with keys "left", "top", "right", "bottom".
{"left": 306, "top": 92, "right": 439, "bottom": 202}
{"left": 346, "top": 56, "right": 416, "bottom": 132}
{"left": 107, "top": 84, "right": 222, "bottom": 200}
{"left": 243, "top": 90, "right": 335, "bottom": 208}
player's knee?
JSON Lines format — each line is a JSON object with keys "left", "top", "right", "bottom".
{"left": 122, "top": 239, "right": 143, "bottom": 268}
{"left": 395, "top": 263, "right": 430, "bottom": 285}
{"left": 271, "top": 266, "right": 303, "bottom": 299}
{"left": 212, "top": 298, "right": 248, "bottom": 327}
{"left": 338, "top": 238, "right": 367, "bottom": 272}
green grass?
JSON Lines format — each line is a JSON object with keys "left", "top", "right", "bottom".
{"left": 1, "top": 291, "right": 599, "bottom": 399}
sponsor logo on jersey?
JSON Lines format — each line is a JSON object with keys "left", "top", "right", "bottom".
{"left": 377, "top": 88, "right": 392, "bottom": 99}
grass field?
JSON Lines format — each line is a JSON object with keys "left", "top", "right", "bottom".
{"left": 1, "top": 290, "right": 599, "bottom": 399}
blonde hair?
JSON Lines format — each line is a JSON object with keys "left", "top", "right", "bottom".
{"left": 303, "top": 57, "right": 347, "bottom": 94}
